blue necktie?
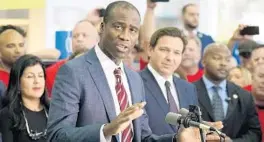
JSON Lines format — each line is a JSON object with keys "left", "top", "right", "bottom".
{"left": 212, "top": 86, "right": 225, "bottom": 121}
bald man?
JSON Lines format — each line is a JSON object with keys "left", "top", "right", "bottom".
{"left": 252, "top": 64, "right": 264, "bottom": 141}
{"left": 251, "top": 45, "right": 264, "bottom": 70}
{"left": 252, "top": 64, "right": 264, "bottom": 107}
{"left": 46, "top": 20, "right": 99, "bottom": 96}
{"left": 193, "top": 43, "right": 261, "bottom": 142}
{"left": 72, "top": 20, "right": 99, "bottom": 53}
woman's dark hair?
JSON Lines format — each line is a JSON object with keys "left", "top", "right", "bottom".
{"left": 3, "top": 54, "right": 49, "bottom": 130}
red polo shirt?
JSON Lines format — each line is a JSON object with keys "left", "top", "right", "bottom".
{"left": 187, "top": 69, "right": 203, "bottom": 83}
{"left": 46, "top": 60, "right": 67, "bottom": 97}
{"left": 0, "top": 70, "right": 9, "bottom": 87}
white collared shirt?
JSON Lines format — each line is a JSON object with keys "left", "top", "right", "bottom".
{"left": 95, "top": 45, "right": 132, "bottom": 142}
{"left": 147, "top": 64, "right": 180, "bottom": 109}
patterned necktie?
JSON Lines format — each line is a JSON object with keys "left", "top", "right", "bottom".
{"left": 211, "top": 86, "right": 225, "bottom": 121}
{"left": 165, "top": 81, "right": 178, "bottom": 113}
{"left": 114, "top": 68, "right": 133, "bottom": 142}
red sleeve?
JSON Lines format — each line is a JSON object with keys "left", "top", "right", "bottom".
{"left": 0, "top": 70, "right": 10, "bottom": 87}
{"left": 45, "top": 60, "right": 66, "bottom": 97}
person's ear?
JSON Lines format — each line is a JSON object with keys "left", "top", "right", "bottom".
{"left": 201, "top": 57, "right": 206, "bottom": 67}
{"left": 99, "top": 22, "right": 104, "bottom": 35}
{"left": 148, "top": 44, "right": 154, "bottom": 58}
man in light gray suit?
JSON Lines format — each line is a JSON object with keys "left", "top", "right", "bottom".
{"left": 47, "top": 1, "right": 201, "bottom": 142}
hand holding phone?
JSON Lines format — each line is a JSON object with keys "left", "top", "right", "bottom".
{"left": 240, "top": 26, "right": 259, "bottom": 35}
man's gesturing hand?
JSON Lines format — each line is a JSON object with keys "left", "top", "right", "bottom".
{"left": 103, "top": 102, "right": 146, "bottom": 137}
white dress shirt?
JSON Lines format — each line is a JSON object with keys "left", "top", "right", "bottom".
{"left": 147, "top": 64, "right": 180, "bottom": 109}
{"left": 95, "top": 45, "right": 132, "bottom": 142}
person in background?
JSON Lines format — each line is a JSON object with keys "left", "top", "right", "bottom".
{"left": 252, "top": 64, "right": 264, "bottom": 107}
{"left": 123, "top": 44, "right": 143, "bottom": 71}
{"left": 139, "top": 27, "right": 199, "bottom": 135}
{"left": 0, "top": 25, "right": 60, "bottom": 87}
{"left": 237, "top": 39, "right": 258, "bottom": 71}
{"left": 228, "top": 56, "right": 238, "bottom": 70}
{"left": 227, "top": 25, "right": 256, "bottom": 66}
{"left": 180, "top": 36, "right": 203, "bottom": 82}
{"left": 0, "top": 25, "right": 27, "bottom": 86}
{"left": 181, "top": 4, "right": 214, "bottom": 51}
{"left": 71, "top": 20, "right": 100, "bottom": 53}
{"left": 251, "top": 64, "right": 264, "bottom": 141}
{"left": 194, "top": 43, "right": 262, "bottom": 142}
{"left": 227, "top": 66, "right": 252, "bottom": 91}
{"left": 0, "top": 54, "right": 49, "bottom": 142}
{"left": 45, "top": 20, "right": 99, "bottom": 96}
{"left": 251, "top": 45, "right": 264, "bottom": 69}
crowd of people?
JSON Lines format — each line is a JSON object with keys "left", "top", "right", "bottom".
{"left": 0, "top": 0, "right": 263, "bottom": 142}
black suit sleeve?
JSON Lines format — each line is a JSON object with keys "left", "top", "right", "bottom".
{"left": 0, "top": 108, "right": 14, "bottom": 142}
{"left": 232, "top": 94, "right": 262, "bottom": 142}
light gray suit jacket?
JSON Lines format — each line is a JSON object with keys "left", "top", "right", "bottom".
{"left": 47, "top": 48, "right": 174, "bottom": 142}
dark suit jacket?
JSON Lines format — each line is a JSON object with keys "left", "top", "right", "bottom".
{"left": 0, "top": 81, "right": 6, "bottom": 109}
{"left": 139, "top": 68, "right": 198, "bottom": 135}
{"left": 194, "top": 79, "right": 262, "bottom": 142}
{"left": 47, "top": 48, "right": 174, "bottom": 142}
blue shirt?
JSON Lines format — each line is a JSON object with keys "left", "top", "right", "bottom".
{"left": 202, "top": 76, "right": 228, "bottom": 117}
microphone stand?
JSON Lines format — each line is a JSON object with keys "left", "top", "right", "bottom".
{"left": 196, "top": 107, "right": 206, "bottom": 142}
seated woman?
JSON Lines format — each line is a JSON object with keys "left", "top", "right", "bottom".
{"left": 0, "top": 54, "right": 49, "bottom": 142}
{"left": 227, "top": 66, "right": 252, "bottom": 91}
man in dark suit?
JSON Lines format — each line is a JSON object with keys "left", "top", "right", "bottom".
{"left": 194, "top": 43, "right": 262, "bottom": 142}
{"left": 139, "top": 27, "right": 198, "bottom": 135}
{"left": 47, "top": 1, "right": 201, "bottom": 142}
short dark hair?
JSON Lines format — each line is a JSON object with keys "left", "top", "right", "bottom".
{"left": 103, "top": 1, "right": 140, "bottom": 23}
{"left": 149, "top": 27, "right": 187, "bottom": 52}
{"left": 0, "top": 25, "right": 26, "bottom": 37}
{"left": 182, "top": 3, "right": 197, "bottom": 15}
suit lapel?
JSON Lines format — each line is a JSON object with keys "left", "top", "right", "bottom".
{"left": 224, "top": 82, "right": 239, "bottom": 122}
{"left": 141, "top": 68, "right": 176, "bottom": 132}
{"left": 196, "top": 79, "right": 214, "bottom": 120}
{"left": 85, "top": 49, "right": 117, "bottom": 122}
{"left": 141, "top": 68, "right": 169, "bottom": 115}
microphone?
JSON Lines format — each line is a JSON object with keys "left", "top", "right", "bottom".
{"left": 176, "top": 108, "right": 226, "bottom": 137}
{"left": 179, "top": 108, "right": 211, "bottom": 126}
{"left": 165, "top": 112, "right": 216, "bottom": 131}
